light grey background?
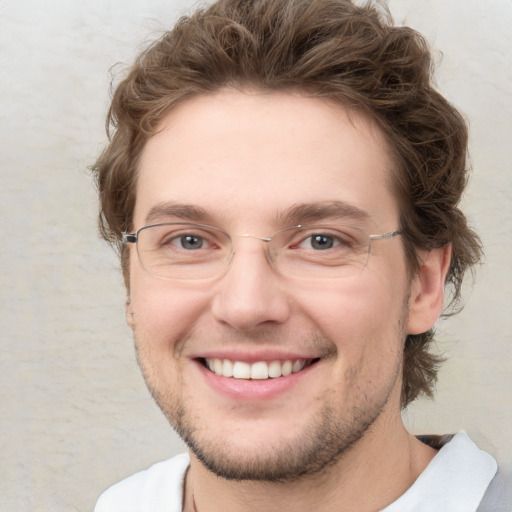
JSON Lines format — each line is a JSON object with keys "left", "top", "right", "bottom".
{"left": 1, "top": 1, "right": 511, "bottom": 510}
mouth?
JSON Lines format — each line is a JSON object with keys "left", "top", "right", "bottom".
{"left": 200, "top": 358, "right": 319, "bottom": 380}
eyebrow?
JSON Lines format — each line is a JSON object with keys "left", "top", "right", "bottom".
{"left": 143, "top": 200, "right": 371, "bottom": 228}
{"left": 276, "top": 201, "right": 372, "bottom": 227}
{"left": 145, "top": 202, "right": 213, "bottom": 225}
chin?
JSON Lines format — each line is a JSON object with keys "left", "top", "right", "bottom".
{"left": 170, "top": 401, "right": 381, "bottom": 483}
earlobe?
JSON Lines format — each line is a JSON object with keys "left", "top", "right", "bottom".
{"left": 407, "top": 244, "right": 452, "bottom": 335}
{"left": 126, "top": 295, "right": 135, "bottom": 330}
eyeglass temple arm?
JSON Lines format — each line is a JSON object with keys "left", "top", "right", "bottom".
{"left": 122, "top": 233, "right": 137, "bottom": 244}
{"left": 369, "top": 230, "right": 401, "bottom": 241}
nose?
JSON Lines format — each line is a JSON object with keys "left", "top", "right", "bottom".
{"left": 211, "top": 241, "right": 291, "bottom": 331}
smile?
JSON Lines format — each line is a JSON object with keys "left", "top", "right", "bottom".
{"left": 203, "top": 358, "right": 316, "bottom": 380}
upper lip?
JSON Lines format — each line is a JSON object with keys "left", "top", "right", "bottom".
{"left": 189, "top": 349, "right": 322, "bottom": 363}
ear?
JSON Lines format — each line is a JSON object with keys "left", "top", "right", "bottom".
{"left": 407, "top": 244, "right": 452, "bottom": 335}
{"left": 126, "top": 294, "right": 135, "bottom": 330}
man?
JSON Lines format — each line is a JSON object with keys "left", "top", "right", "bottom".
{"left": 92, "top": 1, "right": 505, "bottom": 510}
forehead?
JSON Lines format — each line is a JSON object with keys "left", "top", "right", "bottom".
{"left": 134, "top": 89, "right": 398, "bottom": 230}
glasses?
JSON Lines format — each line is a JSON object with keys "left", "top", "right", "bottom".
{"left": 122, "top": 222, "right": 401, "bottom": 281}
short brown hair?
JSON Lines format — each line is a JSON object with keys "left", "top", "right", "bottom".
{"left": 92, "top": 0, "right": 482, "bottom": 407}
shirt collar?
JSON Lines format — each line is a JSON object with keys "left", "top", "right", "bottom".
{"left": 382, "top": 431, "right": 497, "bottom": 512}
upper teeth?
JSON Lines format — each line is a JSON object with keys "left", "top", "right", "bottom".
{"left": 205, "top": 358, "right": 308, "bottom": 379}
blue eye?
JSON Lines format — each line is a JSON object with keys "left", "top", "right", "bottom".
{"left": 176, "top": 235, "right": 204, "bottom": 250}
{"left": 298, "top": 233, "right": 342, "bottom": 251}
{"left": 157, "top": 227, "right": 223, "bottom": 252}
{"left": 309, "top": 234, "right": 335, "bottom": 250}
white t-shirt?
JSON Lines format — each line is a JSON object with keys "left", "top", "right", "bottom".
{"left": 95, "top": 431, "right": 497, "bottom": 512}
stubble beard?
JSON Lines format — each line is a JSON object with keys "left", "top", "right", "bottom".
{"left": 135, "top": 326, "right": 406, "bottom": 484}
{"left": 174, "top": 396, "right": 388, "bottom": 483}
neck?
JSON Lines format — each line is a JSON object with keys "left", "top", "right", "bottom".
{"left": 183, "top": 417, "right": 437, "bottom": 512}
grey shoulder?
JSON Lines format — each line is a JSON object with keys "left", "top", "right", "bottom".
{"left": 478, "top": 467, "right": 512, "bottom": 512}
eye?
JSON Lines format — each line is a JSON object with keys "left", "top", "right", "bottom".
{"left": 158, "top": 230, "right": 214, "bottom": 251}
{"left": 303, "top": 234, "right": 338, "bottom": 251}
{"left": 174, "top": 234, "right": 205, "bottom": 250}
{"left": 289, "top": 227, "right": 364, "bottom": 253}
{"left": 297, "top": 231, "right": 352, "bottom": 251}
{"left": 142, "top": 224, "right": 228, "bottom": 255}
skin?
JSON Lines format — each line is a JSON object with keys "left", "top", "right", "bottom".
{"left": 126, "top": 89, "right": 450, "bottom": 512}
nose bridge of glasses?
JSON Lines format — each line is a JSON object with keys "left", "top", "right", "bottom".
{"left": 229, "top": 233, "right": 279, "bottom": 271}
{"left": 238, "top": 233, "right": 272, "bottom": 243}
{"left": 233, "top": 234, "right": 275, "bottom": 263}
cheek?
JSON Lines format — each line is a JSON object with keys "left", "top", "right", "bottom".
{"left": 293, "top": 283, "right": 388, "bottom": 332}
{"left": 291, "top": 276, "right": 407, "bottom": 358}
{"left": 129, "top": 273, "right": 211, "bottom": 350}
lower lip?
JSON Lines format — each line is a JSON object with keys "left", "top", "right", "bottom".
{"left": 194, "top": 360, "right": 318, "bottom": 401}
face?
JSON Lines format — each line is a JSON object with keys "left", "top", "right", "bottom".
{"left": 127, "top": 89, "right": 416, "bottom": 481}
